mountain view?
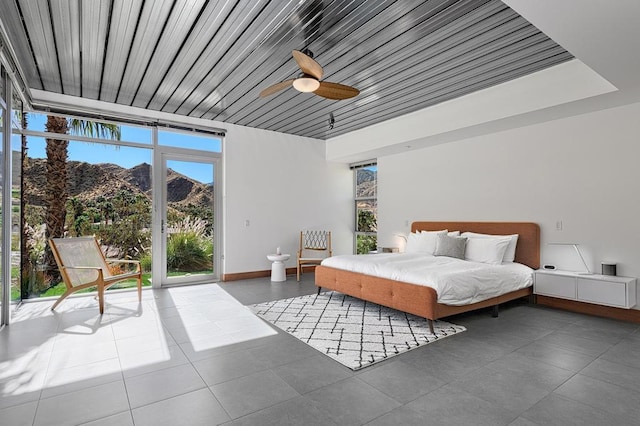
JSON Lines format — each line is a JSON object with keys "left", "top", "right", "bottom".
{"left": 356, "top": 168, "right": 377, "bottom": 198}
{"left": 23, "top": 159, "right": 213, "bottom": 209}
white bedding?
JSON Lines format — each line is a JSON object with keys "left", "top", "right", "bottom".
{"left": 321, "top": 253, "right": 533, "bottom": 306}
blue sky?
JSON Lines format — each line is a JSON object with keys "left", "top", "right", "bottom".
{"left": 15, "top": 112, "right": 219, "bottom": 184}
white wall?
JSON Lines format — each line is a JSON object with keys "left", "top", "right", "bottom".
{"left": 223, "top": 124, "right": 352, "bottom": 275}
{"left": 325, "top": 59, "right": 616, "bottom": 163}
{"left": 377, "top": 101, "right": 640, "bottom": 308}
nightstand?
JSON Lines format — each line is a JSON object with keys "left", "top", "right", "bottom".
{"left": 534, "top": 270, "right": 637, "bottom": 309}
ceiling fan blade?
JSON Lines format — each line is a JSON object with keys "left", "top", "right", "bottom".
{"left": 314, "top": 81, "right": 360, "bottom": 100}
{"left": 292, "top": 50, "right": 323, "bottom": 80}
{"left": 259, "top": 79, "right": 295, "bottom": 97}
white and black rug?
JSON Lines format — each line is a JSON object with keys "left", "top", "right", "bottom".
{"left": 249, "top": 291, "right": 466, "bottom": 370}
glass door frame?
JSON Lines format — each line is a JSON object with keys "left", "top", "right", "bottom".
{"left": 0, "top": 66, "right": 10, "bottom": 326}
{"left": 152, "top": 145, "right": 222, "bottom": 288}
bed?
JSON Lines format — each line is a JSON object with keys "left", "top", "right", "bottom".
{"left": 315, "top": 221, "right": 540, "bottom": 333}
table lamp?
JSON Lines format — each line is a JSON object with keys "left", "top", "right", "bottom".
{"left": 548, "top": 243, "right": 591, "bottom": 274}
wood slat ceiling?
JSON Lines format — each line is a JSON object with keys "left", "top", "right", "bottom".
{"left": 1, "top": 0, "right": 573, "bottom": 139}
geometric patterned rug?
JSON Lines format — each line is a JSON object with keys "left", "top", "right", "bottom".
{"left": 249, "top": 291, "right": 466, "bottom": 370}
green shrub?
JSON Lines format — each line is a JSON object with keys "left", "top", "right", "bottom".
{"left": 166, "top": 232, "right": 212, "bottom": 272}
{"left": 356, "top": 234, "right": 377, "bottom": 254}
{"left": 98, "top": 220, "right": 151, "bottom": 260}
{"left": 11, "top": 233, "right": 20, "bottom": 251}
{"left": 139, "top": 252, "right": 152, "bottom": 272}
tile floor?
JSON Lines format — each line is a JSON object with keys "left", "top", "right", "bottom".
{"left": 1, "top": 275, "right": 640, "bottom": 425}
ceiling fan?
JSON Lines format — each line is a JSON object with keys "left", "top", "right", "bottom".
{"left": 259, "top": 50, "right": 359, "bottom": 100}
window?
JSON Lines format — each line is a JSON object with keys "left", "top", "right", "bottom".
{"left": 24, "top": 111, "right": 152, "bottom": 144}
{"left": 0, "top": 67, "right": 5, "bottom": 324}
{"left": 353, "top": 162, "right": 377, "bottom": 254}
{"left": 158, "top": 128, "right": 222, "bottom": 152}
{"left": 12, "top": 112, "right": 154, "bottom": 299}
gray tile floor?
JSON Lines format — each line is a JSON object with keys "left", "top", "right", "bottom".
{"left": 1, "top": 274, "right": 640, "bottom": 425}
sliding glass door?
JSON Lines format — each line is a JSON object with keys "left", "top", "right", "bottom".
{"left": 158, "top": 152, "right": 220, "bottom": 286}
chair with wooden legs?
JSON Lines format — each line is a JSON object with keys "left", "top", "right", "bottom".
{"left": 48, "top": 237, "right": 142, "bottom": 314}
{"left": 297, "top": 230, "right": 332, "bottom": 281}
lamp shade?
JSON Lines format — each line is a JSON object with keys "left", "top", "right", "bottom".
{"left": 293, "top": 77, "right": 320, "bottom": 92}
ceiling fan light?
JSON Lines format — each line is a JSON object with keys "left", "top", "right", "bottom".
{"left": 293, "top": 77, "right": 320, "bottom": 92}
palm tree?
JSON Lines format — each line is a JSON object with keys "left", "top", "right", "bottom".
{"left": 42, "top": 115, "right": 121, "bottom": 280}
{"left": 44, "top": 115, "right": 69, "bottom": 244}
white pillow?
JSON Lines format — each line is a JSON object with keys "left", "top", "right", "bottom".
{"left": 421, "top": 230, "right": 459, "bottom": 236}
{"left": 406, "top": 230, "right": 447, "bottom": 254}
{"left": 405, "top": 232, "right": 421, "bottom": 253}
{"left": 418, "top": 229, "right": 458, "bottom": 237}
{"left": 464, "top": 237, "right": 511, "bottom": 265}
{"left": 460, "top": 232, "right": 519, "bottom": 262}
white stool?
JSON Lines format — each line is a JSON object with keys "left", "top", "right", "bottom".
{"left": 267, "top": 253, "right": 290, "bottom": 282}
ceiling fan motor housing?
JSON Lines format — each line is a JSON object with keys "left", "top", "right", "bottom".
{"left": 293, "top": 73, "right": 320, "bottom": 92}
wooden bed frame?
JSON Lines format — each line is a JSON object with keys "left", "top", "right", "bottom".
{"left": 315, "top": 221, "right": 540, "bottom": 333}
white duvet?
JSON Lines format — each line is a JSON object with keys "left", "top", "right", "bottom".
{"left": 321, "top": 253, "right": 533, "bottom": 306}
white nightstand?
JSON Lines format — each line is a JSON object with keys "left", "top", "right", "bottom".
{"left": 534, "top": 270, "right": 637, "bottom": 309}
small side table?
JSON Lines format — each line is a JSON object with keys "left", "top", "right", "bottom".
{"left": 267, "top": 253, "right": 290, "bottom": 282}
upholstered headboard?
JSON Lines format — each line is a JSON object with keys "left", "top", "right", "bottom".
{"left": 411, "top": 221, "right": 540, "bottom": 269}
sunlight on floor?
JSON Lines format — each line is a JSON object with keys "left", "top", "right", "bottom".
{"left": 0, "top": 283, "right": 276, "bottom": 404}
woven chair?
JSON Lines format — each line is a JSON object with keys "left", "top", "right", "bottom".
{"left": 297, "top": 230, "right": 332, "bottom": 281}
{"left": 48, "top": 237, "right": 142, "bottom": 314}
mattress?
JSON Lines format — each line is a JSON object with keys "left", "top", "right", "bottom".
{"left": 321, "top": 253, "right": 533, "bottom": 306}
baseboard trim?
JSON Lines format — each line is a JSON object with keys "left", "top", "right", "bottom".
{"left": 536, "top": 295, "right": 640, "bottom": 323}
{"left": 222, "top": 266, "right": 312, "bottom": 282}
{"left": 222, "top": 270, "right": 270, "bottom": 281}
